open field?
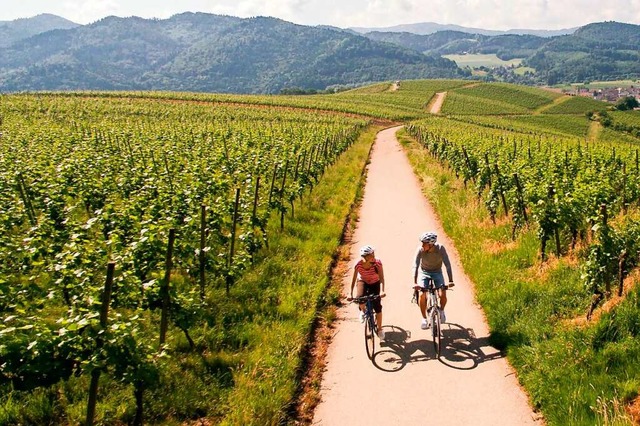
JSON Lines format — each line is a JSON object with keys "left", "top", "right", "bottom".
{"left": 443, "top": 53, "right": 524, "bottom": 68}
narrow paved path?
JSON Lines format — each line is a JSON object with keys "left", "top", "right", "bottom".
{"left": 312, "top": 126, "right": 542, "bottom": 425}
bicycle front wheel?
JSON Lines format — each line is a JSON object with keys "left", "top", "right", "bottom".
{"left": 364, "top": 314, "right": 375, "bottom": 359}
{"left": 432, "top": 310, "right": 441, "bottom": 358}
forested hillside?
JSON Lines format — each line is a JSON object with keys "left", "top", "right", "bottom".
{"left": 0, "top": 13, "right": 462, "bottom": 94}
{"left": 365, "top": 30, "right": 547, "bottom": 59}
{"left": 0, "top": 14, "right": 78, "bottom": 48}
{"left": 364, "top": 21, "right": 640, "bottom": 85}
{"left": 526, "top": 22, "right": 640, "bottom": 84}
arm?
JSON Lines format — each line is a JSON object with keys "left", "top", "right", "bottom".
{"left": 412, "top": 247, "right": 421, "bottom": 284}
{"left": 349, "top": 264, "right": 358, "bottom": 300}
{"left": 440, "top": 245, "right": 454, "bottom": 283}
{"left": 377, "top": 261, "right": 385, "bottom": 295}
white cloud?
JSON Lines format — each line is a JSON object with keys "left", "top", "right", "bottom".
{"left": 1, "top": 0, "right": 640, "bottom": 29}
{"left": 62, "top": 0, "right": 123, "bottom": 23}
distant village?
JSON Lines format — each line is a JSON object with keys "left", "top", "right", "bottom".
{"left": 566, "top": 85, "right": 640, "bottom": 103}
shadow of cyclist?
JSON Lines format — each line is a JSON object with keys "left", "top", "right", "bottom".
{"left": 437, "top": 322, "right": 505, "bottom": 370}
{"left": 370, "top": 325, "right": 436, "bottom": 372}
{"left": 371, "top": 323, "right": 506, "bottom": 372}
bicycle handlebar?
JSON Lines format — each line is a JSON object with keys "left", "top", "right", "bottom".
{"left": 415, "top": 282, "right": 455, "bottom": 291}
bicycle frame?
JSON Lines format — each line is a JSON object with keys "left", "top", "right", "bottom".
{"left": 352, "top": 294, "right": 380, "bottom": 360}
{"left": 418, "top": 278, "right": 443, "bottom": 358}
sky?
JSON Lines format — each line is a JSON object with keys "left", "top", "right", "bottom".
{"left": 1, "top": 0, "right": 640, "bottom": 30}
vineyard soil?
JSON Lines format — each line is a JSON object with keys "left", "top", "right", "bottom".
{"left": 311, "top": 126, "right": 543, "bottom": 425}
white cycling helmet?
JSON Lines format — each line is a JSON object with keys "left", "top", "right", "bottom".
{"left": 419, "top": 232, "right": 437, "bottom": 244}
{"left": 359, "top": 245, "right": 375, "bottom": 256}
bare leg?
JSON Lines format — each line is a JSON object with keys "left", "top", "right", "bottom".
{"left": 375, "top": 312, "right": 382, "bottom": 330}
{"left": 357, "top": 280, "right": 365, "bottom": 313}
{"left": 439, "top": 288, "right": 447, "bottom": 309}
{"left": 419, "top": 292, "right": 427, "bottom": 318}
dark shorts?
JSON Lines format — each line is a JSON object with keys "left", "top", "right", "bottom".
{"left": 357, "top": 281, "right": 382, "bottom": 313}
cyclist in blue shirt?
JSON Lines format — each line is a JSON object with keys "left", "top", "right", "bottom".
{"left": 413, "top": 232, "right": 454, "bottom": 329}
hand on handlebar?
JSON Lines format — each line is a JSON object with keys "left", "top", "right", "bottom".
{"left": 448, "top": 282, "right": 455, "bottom": 288}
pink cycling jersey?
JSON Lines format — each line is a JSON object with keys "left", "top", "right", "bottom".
{"left": 355, "top": 259, "right": 382, "bottom": 284}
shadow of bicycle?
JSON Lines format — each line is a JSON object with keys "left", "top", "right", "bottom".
{"left": 371, "top": 323, "right": 505, "bottom": 372}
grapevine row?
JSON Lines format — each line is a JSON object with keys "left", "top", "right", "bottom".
{"left": 0, "top": 94, "right": 368, "bottom": 423}
{"left": 406, "top": 115, "right": 640, "bottom": 299}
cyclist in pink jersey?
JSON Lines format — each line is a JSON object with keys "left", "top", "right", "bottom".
{"left": 348, "top": 245, "right": 386, "bottom": 339}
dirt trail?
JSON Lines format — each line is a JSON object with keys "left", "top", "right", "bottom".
{"left": 312, "top": 126, "right": 542, "bottom": 426}
{"left": 428, "top": 92, "right": 447, "bottom": 113}
{"left": 534, "top": 95, "right": 571, "bottom": 114}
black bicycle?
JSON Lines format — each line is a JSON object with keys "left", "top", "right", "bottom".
{"left": 351, "top": 294, "right": 381, "bottom": 359}
{"left": 414, "top": 280, "right": 453, "bottom": 358}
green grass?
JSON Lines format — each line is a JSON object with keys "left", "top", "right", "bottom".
{"left": 598, "top": 127, "right": 640, "bottom": 146}
{"left": 514, "top": 66, "right": 536, "bottom": 75}
{"left": 399, "top": 127, "right": 640, "bottom": 425}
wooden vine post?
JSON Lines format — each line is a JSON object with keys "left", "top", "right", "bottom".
{"left": 513, "top": 173, "right": 528, "bottom": 222}
{"left": 16, "top": 173, "right": 37, "bottom": 226}
{"left": 227, "top": 189, "right": 240, "bottom": 295}
{"left": 85, "top": 262, "right": 115, "bottom": 426}
{"left": 494, "top": 163, "right": 508, "bottom": 217}
{"left": 159, "top": 229, "right": 175, "bottom": 346}
{"left": 618, "top": 250, "right": 628, "bottom": 297}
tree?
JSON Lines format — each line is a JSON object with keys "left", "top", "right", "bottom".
{"left": 615, "top": 96, "right": 639, "bottom": 111}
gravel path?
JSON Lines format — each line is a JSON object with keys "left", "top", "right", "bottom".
{"left": 312, "top": 126, "right": 543, "bottom": 426}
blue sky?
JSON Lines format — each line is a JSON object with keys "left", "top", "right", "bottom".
{"left": 2, "top": 0, "right": 640, "bottom": 30}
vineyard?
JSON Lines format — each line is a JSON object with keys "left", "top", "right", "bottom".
{"left": 0, "top": 93, "right": 374, "bottom": 424}
{"left": 406, "top": 114, "right": 640, "bottom": 294}
{"left": 2, "top": 80, "right": 640, "bottom": 425}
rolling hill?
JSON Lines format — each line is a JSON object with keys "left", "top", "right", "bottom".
{"left": 0, "top": 13, "right": 463, "bottom": 94}
{"left": 363, "top": 21, "right": 640, "bottom": 84}
{"left": 0, "top": 13, "right": 79, "bottom": 48}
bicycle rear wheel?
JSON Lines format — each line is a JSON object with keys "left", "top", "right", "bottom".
{"left": 432, "top": 310, "right": 441, "bottom": 358}
{"left": 364, "top": 313, "right": 376, "bottom": 359}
